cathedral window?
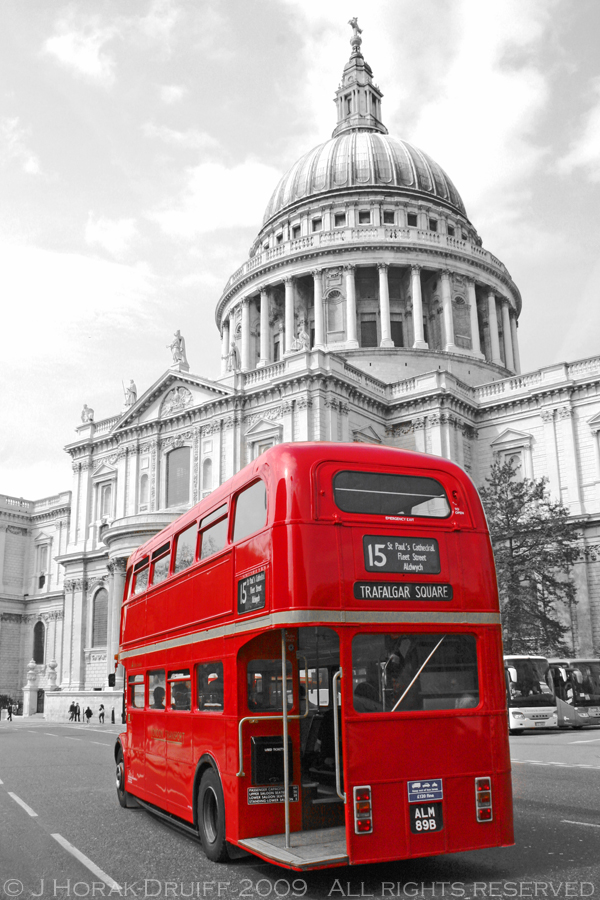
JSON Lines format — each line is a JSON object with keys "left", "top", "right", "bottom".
{"left": 36, "top": 543, "right": 49, "bottom": 590}
{"left": 92, "top": 588, "right": 108, "bottom": 647}
{"left": 429, "top": 218, "right": 438, "bottom": 232}
{"left": 33, "top": 621, "right": 45, "bottom": 664}
{"left": 166, "top": 446, "right": 191, "bottom": 508}
{"left": 358, "top": 210, "right": 371, "bottom": 225}
{"left": 334, "top": 212, "right": 346, "bottom": 228}
{"left": 276, "top": 233, "right": 283, "bottom": 244}
{"left": 139, "top": 473, "right": 149, "bottom": 511}
{"left": 391, "top": 319, "right": 404, "bottom": 348}
{"left": 311, "top": 217, "right": 322, "bottom": 233}
{"left": 202, "top": 458, "right": 213, "bottom": 497}
{"left": 99, "top": 482, "right": 113, "bottom": 519}
{"left": 447, "top": 224, "right": 455, "bottom": 237}
{"left": 292, "top": 224, "right": 301, "bottom": 239}
{"left": 360, "top": 316, "right": 378, "bottom": 348}
{"left": 407, "top": 212, "right": 418, "bottom": 227}
{"left": 383, "top": 210, "right": 395, "bottom": 224}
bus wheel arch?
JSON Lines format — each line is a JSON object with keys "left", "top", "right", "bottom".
{"left": 196, "top": 763, "right": 229, "bottom": 862}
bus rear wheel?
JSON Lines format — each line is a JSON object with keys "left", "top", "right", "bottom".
{"left": 198, "top": 769, "right": 229, "bottom": 862}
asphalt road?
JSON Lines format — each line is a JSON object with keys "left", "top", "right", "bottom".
{"left": 1, "top": 720, "right": 599, "bottom": 900}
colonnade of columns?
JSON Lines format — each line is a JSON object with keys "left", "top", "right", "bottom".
{"left": 220, "top": 263, "right": 520, "bottom": 375}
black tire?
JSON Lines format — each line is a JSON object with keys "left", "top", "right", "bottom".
{"left": 116, "top": 751, "right": 139, "bottom": 809}
{"left": 509, "top": 729, "right": 523, "bottom": 736}
{"left": 198, "top": 769, "right": 229, "bottom": 862}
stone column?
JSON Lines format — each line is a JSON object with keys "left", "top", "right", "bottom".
{"left": 220, "top": 318, "right": 230, "bottom": 376}
{"left": 411, "top": 265, "right": 428, "bottom": 349}
{"left": 558, "top": 406, "right": 582, "bottom": 515}
{"left": 344, "top": 265, "right": 359, "bottom": 348}
{"left": 487, "top": 290, "right": 503, "bottom": 365}
{"left": 501, "top": 300, "right": 515, "bottom": 371}
{"left": 107, "top": 557, "right": 127, "bottom": 689}
{"left": 466, "top": 279, "right": 483, "bottom": 357}
{"left": 378, "top": 263, "right": 394, "bottom": 347}
{"left": 284, "top": 277, "right": 295, "bottom": 354}
{"left": 241, "top": 299, "right": 251, "bottom": 371}
{"left": 313, "top": 269, "right": 324, "bottom": 349}
{"left": 541, "top": 409, "right": 561, "bottom": 499}
{"left": 441, "top": 270, "right": 456, "bottom": 352}
{"left": 510, "top": 312, "right": 521, "bottom": 374}
{"left": 258, "top": 289, "right": 270, "bottom": 367}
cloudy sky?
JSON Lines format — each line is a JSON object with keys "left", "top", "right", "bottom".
{"left": 1, "top": 0, "right": 599, "bottom": 500}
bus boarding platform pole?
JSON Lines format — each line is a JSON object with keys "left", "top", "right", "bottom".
{"left": 281, "top": 629, "right": 291, "bottom": 850}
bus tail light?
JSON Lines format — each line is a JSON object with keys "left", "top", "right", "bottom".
{"left": 475, "top": 777, "right": 493, "bottom": 822}
{"left": 353, "top": 785, "right": 373, "bottom": 834}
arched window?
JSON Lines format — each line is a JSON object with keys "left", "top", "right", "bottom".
{"left": 100, "top": 483, "right": 113, "bottom": 518}
{"left": 33, "top": 621, "right": 45, "bottom": 664}
{"left": 202, "top": 458, "right": 213, "bottom": 494}
{"left": 139, "top": 473, "right": 149, "bottom": 508}
{"left": 167, "top": 446, "right": 191, "bottom": 507}
{"left": 92, "top": 588, "right": 108, "bottom": 647}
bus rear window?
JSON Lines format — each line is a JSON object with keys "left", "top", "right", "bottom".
{"left": 248, "top": 659, "right": 292, "bottom": 711}
{"left": 334, "top": 470, "right": 451, "bottom": 518}
{"left": 352, "top": 632, "right": 478, "bottom": 713}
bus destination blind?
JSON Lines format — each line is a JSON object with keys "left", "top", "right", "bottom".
{"left": 363, "top": 535, "right": 441, "bottom": 574}
{"left": 354, "top": 581, "right": 453, "bottom": 601}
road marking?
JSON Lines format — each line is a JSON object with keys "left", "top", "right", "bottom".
{"left": 44, "top": 733, "right": 59, "bottom": 737}
{"left": 64, "top": 737, "right": 81, "bottom": 741}
{"left": 562, "top": 820, "right": 600, "bottom": 828}
{"left": 8, "top": 792, "right": 38, "bottom": 817}
{"left": 570, "top": 738, "right": 600, "bottom": 744}
{"left": 90, "top": 741, "right": 112, "bottom": 747}
{"left": 51, "top": 834, "right": 121, "bottom": 891}
{"left": 0, "top": 778, "right": 3, "bottom": 784}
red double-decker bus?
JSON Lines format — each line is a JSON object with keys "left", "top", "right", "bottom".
{"left": 115, "top": 442, "right": 513, "bottom": 870}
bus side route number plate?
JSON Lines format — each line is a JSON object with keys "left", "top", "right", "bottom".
{"left": 409, "top": 802, "right": 443, "bottom": 833}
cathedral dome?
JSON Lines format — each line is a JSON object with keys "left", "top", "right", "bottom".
{"left": 262, "top": 132, "right": 466, "bottom": 226}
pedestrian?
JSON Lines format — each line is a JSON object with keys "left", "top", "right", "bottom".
{"left": 7, "top": 704, "right": 13, "bottom": 722}
{"left": 69, "top": 702, "right": 75, "bottom": 721}
{"left": 85, "top": 706, "right": 92, "bottom": 724}
{"left": 98, "top": 703, "right": 105, "bottom": 724}
{"left": 75, "top": 702, "right": 80, "bottom": 722}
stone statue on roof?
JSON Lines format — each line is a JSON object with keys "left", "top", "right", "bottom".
{"left": 81, "top": 404, "right": 94, "bottom": 423}
{"left": 168, "top": 330, "right": 188, "bottom": 366}
{"left": 348, "top": 17, "right": 363, "bottom": 48}
{"left": 124, "top": 380, "right": 137, "bottom": 407}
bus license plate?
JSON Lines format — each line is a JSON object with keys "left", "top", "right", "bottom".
{"left": 409, "top": 802, "right": 443, "bottom": 834}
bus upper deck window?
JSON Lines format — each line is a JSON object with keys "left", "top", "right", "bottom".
{"left": 333, "top": 470, "right": 451, "bottom": 518}
{"left": 233, "top": 480, "right": 267, "bottom": 543}
{"left": 173, "top": 522, "right": 198, "bottom": 574}
{"left": 150, "top": 542, "right": 171, "bottom": 586}
{"left": 200, "top": 504, "right": 228, "bottom": 560}
{"left": 132, "top": 558, "right": 149, "bottom": 595}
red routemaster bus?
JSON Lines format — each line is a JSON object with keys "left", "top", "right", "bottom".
{"left": 115, "top": 442, "right": 513, "bottom": 870}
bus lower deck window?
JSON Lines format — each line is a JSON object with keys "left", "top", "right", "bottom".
{"left": 351, "top": 633, "right": 479, "bottom": 713}
{"left": 197, "top": 662, "right": 224, "bottom": 710}
{"left": 333, "top": 470, "right": 451, "bottom": 518}
{"left": 149, "top": 670, "right": 166, "bottom": 709}
{"left": 248, "top": 659, "right": 293, "bottom": 711}
{"left": 168, "top": 669, "right": 191, "bottom": 710}
{"left": 128, "top": 674, "right": 145, "bottom": 708}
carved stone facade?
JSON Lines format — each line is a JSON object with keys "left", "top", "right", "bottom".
{"left": 2, "top": 32, "right": 600, "bottom": 715}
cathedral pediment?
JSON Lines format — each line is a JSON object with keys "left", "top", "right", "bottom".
{"left": 352, "top": 425, "right": 382, "bottom": 444}
{"left": 588, "top": 412, "right": 600, "bottom": 432}
{"left": 490, "top": 428, "right": 532, "bottom": 449}
{"left": 113, "top": 371, "right": 233, "bottom": 432}
{"left": 92, "top": 463, "right": 117, "bottom": 479}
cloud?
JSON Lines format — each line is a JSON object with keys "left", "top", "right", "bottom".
{"left": 149, "top": 160, "right": 282, "bottom": 238}
{"left": 142, "top": 122, "right": 219, "bottom": 150}
{"left": 0, "top": 238, "right": 157, "bottom": 365}
{"left": 44, "top": 12, "right": 118, "bottom": 87}
{"left": 159, "top": 84, "right": 187, "bottom": 104}
{"left": 556, "top": 79, "right": 600, "bottom": 183}
{"left": 85, "top": 213, "right": 139, "bottom": 257}
{"left": 0, "top": 117, "right": 42, "bottom": 175}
